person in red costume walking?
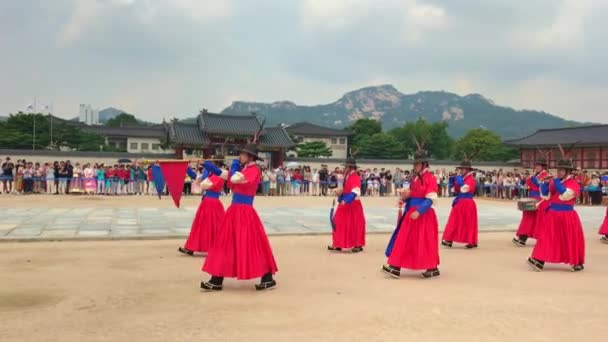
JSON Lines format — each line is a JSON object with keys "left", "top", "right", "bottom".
{"left": 528, "top": 156, "right": 585, "bottom": 272}
{"left": 201, "top": 144, "right": 278, "bottom": 291}
{"left": 598, "top": 207, "right": 608, "bottom": 244}
{"left": 442, "top": 159, "right": 478, "bottom": 249}
{"left": 328, "top": 156, "right": 366, "bottom": 253}
{"left": 178, "top": 156, "right": 226, "bottom": 256}
{"left": 382, "top": 147, "right": 440, "bottom": 279}
{"left": 512, "top": 158, "right": 551, "bottom": 246}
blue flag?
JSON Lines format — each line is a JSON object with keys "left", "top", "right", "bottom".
{"left": 151, "top": 164, "right": 165, "bottom": 199}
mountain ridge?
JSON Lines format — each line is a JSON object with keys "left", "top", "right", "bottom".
{"left": 220, "top": 84, "right": 587, "bottom": 139}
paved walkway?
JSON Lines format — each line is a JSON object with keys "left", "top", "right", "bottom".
{"left": 0, "top": 203, "right": 605, "bottom": 241}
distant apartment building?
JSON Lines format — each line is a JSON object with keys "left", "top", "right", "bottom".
{"left": 79, "top": 104, "right": 99, "bottom": 125}
{"left": 284, "top": 122, "right": 353, "bottom": 159}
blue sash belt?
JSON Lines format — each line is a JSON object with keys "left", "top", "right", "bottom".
{"left": 204, "top": 190, "right": 221, "bottom": 199}
{"left": 528, "top": 191, "right": 540, "bottom": 198}
{"left": 408, "top": 197, "right": 427, "bottom": 207}
{"left": 452, "top": 192, "right": 474, "bottom": 206}
{"left": 549, "top": 203, "right": 574, "bottom": 212}
{"left": 232, "top": 193, "right": 254, "bottom": 205}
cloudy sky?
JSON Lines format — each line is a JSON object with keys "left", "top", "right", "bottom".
{"left": 1, "top": 0, "right": 607, "bottom": 123}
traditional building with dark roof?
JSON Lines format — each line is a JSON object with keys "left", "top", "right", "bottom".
{"left": 505, "top": 125, "right": 608, "bottom": 169}
{"left": 284, "top": 122, "right": 353, "bottom": 159}
{"left": 168, "top": 111, "right": 295, "bottom": 168}
{"left": 82, "top": 125, "right": 173, "bottom": 154}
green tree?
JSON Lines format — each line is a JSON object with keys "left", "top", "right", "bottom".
{"left": 295, "top": 141, "right": 333, "bottom": 158}
{"left": 345, "top": 118, "right": 381, "bottom": 143}
{"left": 357, "top": 133, "right": 404, "bottom": 159}
{"left": 106, "top": 112, "right": 138, "bottom": 127}
{"left": 0, "top": 112, "right": 106, "bottom": 151}
{"left": 388, "top": 118, "right": 453, "bottom": 160}
{"left": 453, "top": 128, "right": 518, "bottom": 161}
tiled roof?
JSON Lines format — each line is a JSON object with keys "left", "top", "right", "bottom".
{"left": 82, "top": 125, "right": 166, "bottom": 138}
{"left": 170, "top": 122, "right": 210, "bottom": 145}
{"left": 259, "top": 127, "right": 296, "bottom": 148}
{"left": 199, "top": 112, "right": 261, "bottom": 135}
{"left": 169, "top": 122, "right": 293, "bottom": 148}
{"left": 285, "top": 122, "right": 353, "bottom": 137}
{"left": 505, "top": 125, "right": 608, "bottom": 147}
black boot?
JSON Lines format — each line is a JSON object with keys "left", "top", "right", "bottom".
{"left": 512, "top": 235, "right": 527, "bottom": 247}
{"left": 351, "top": 246, "right": 363, "bottom": 253}
{"left": 527, "top": 257, "right": 544, "bottom": 272}
{"left": 421, "top": 268, "right": 440, "bottom": 279}
{"left": 465, "top": 244, "right": 478, "bottom": 249}
{"left": 571, "top": 264, "right": 584, "bottom": 272}
{"left": 441, "top": 240, "right": 453, "bottom": 248}
{"left": 327, "top": 245, "right": 342, "bottom": 252}
{"left": 200, "top": 276, "right": 224, "bottom": 291}
{"left": 255, "top": 273, "right": 277, "bottom": 291}
{"left": 382, "top": 265, "right": 401, "bottom": 278}
{"left": 178, "top": 247, "right": 194, "bottom": 256}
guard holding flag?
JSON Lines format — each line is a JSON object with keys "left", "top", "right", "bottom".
{"left": 328, "top": 155, "right": 366, "bottom": 253}
{"left": 178, "top": 156, "right": 227, "bottom": 256}
{"left": 201, "top": 144, "right": 278, "bottom": 291}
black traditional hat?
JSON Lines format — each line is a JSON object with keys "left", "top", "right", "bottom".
{"left": 238, "top": 144, "right": 263, "bottom": 162}
{"left": 555, "top": 143, "right": 579, "bottom": 171}
{"left": 535, "top": 147, "right": 550, "bottom": 167}
{"left": 413, "top": 137, "right": 428, "bottom": 164}
{"left": 456, "top": 160, "right": 472, "bottom": 169}
{"left": 344, "top": 156, "right": 357, "bottom": 168}
{"left": 556, "top": 159, "right": 575, "bottom": 170}
{"left": 344, "top": 148, "right": 358, "bottom": 168}
{"left": 212, "top": 154, "right": 226, "bottom": 166}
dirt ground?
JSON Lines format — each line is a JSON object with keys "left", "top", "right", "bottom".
{"left": 1, "top": 233, "right": 607, "bottom": 342}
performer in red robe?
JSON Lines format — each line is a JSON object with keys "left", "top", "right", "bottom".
{"left": 201, "top": 144, "right": 278, "bottom": 291}
{"left": 598, "top": 207, "right": 608, "bottom": 244}
{"left": 528, "top": 159, "right": 585, "bottom": 272}
{"left": 328, "top": 156, "right": 366, "bottom": 252}
{"left": 382, "top": 150, "right": 440, "bottom": 279}
{"left": 512, "top": 160, "right": 551, "bottom": 246}
{"left": 442, "top": 160, "right": 478, "bottom": 248}
{"left": 178, "top": 157, "right": 226, "bottom": 256}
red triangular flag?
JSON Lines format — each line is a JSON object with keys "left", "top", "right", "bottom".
{"left": 159, "top": 161, "right": 189, "bottom": 208}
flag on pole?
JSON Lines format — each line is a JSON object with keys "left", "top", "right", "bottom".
{"left": 159, "top": 161, "right": 190, "bottom": 208}
{"left": 41, "top": 104, "right": 50, "bottom": 113}
{"left": 25, "top": 104, "right": 35, "bottom": 112}
{"left": 151, "top": 164, "right": 165, "bottom": 199}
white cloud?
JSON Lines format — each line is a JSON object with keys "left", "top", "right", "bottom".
{"left": 402, "top": 1, "right": 448, "bottom": 42}
{"left": 300, "top": 0, "right": 372, "bottom": 31}
{"left": 58, "top": 0, "right": 233, "bottom": 45}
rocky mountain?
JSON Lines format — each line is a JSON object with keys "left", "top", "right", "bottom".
{"left": 98, "top": 107, "right": 123, "bottom": 123}
{"left": 221, "top": 85, "right": 585, "bottom": 139}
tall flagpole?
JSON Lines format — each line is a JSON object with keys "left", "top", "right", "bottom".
{"left": 50, "top": 102, "right": 54, "bottom": 149}
{"left": 33, "top": 97, "right": 37, "bottom": 150}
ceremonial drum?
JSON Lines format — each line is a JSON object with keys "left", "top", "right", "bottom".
{"left": 518, "top": 198, "right": 538, "bottom": 211}
{"left": 602, "top": 196, "right": 608, "bottom": 206}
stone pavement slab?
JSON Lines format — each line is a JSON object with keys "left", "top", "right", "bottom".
{"left": 0, "top": 202, "right": 605, "bottom": 241}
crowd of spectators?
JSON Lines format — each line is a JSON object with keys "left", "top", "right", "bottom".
{"left": 2, "top": 156, "right": 607, "bottom": 205}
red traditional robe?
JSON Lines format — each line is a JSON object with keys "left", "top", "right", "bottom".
{"left": 332, "top": 170, "right": 366, "bottom": 248}
{"left": 599, "top": 207, "right": 608, "bottom": 236}
{"left": 184, "top": 173, "right": 226, "bottom": 253}
{"left": 442, "top": 171, "right": 478, "bottom": 245}
{"left": 516, "top": 170, "right": 550, "bottom": 240}
{"left": 203, "top": 162, "right": 278, "bottom": 280}
{"left": 386, "top": 169, "right": 439, "bottom": 270}
{"left": 531, "top": 176, "right": 585, "bottom": 266}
